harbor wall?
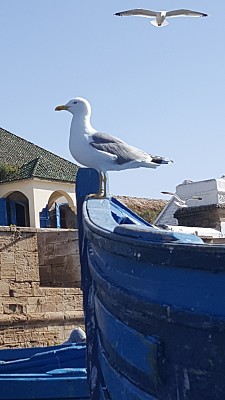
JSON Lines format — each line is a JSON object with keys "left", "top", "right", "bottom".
{"left": 0, "top": 227, "right": 83, "bottom": 348}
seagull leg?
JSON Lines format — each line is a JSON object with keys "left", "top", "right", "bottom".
{"left": 88, "top": 172, "right": 105, "bottom": 198}
{"left": 103, "top": 173, "right": 107, "bottom": 197}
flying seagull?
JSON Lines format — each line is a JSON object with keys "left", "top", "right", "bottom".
{"left": 114, "top": 9, "right": 208, "bottom": 27}
{"left": 55, "top": 98, "right": 173, "bottom": 198}
{"left": 161, "top": 191, "right": 202, "bottom": 208}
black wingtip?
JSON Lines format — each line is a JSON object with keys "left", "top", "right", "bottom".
{"left": 152, "top": 156, "right": 173, "bottom": 165}
{"left": 114, "top": 12, "right": 122, "bottom": 16}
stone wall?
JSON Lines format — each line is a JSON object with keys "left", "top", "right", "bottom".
{"left": 0, "top": 227, "right": 83, "bottom": 349}
{"left": 174, "top": 204, "right": 225, "bottom": 231}
{"left": 37, "top": 230, "right": 81, "bottom": 287}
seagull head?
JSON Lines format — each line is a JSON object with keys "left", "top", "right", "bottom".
{"left": 55, "top": 97, "right": 91, "bottom": 116}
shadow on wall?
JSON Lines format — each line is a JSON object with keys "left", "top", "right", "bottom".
{"left": 40, "top": 197, "right": 77, "bottom": 229}
{"left": 49, "top": 203, "right": 77, "bottom": 229}
{"left": 37, "top": 229, "right": 81, "bottom": 288}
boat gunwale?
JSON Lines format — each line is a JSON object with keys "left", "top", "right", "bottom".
{"left": 82, "top": 198, "right": 225, "bottom": 272}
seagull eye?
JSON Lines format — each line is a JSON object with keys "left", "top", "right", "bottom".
{"left": 73, "top": 101, "right": 77, "bottom": 104}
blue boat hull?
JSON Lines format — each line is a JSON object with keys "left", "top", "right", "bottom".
{"left": 0, "top": 369, "right": 89, "bottom": 400}
{"left": 76, "top": 168, "right": 225, "bottom": 400}
{"left": 0, "top": 345, "right": 89, "bottom": 399}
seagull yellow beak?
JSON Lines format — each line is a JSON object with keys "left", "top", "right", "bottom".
{"left": 55, "top": 105, "right": 69, "bottom": 111}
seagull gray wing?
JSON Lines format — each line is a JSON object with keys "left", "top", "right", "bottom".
{"left": 89, "top": 132, "right": 150, "bottom": 165}
{"left": 114, "top": 9, "right": 158, "bottom": 18}
{"left": 166, "top": 9, "right": 208, "bottom": 18}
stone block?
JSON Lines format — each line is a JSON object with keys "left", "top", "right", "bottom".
{"left": 15, "top": 253, "right": 40, "bottom": 282}
{"left": 26, "top": 235, "right": 38, "bottom": 252}
{"left": 63, "top": 295, "right": 83, "bottom": 311}
{"left": 0, "top": 296, "right": 3, "bottom": 313}
{"left": 0, "top": 236, "right": 13, "bottom": 248}
{"left": 37, "top": 233, "right": 46, "bottom": 245}
{"left": 1, "top": 252, "right": 15, "bottom": 264}
{"left": 3, "top": 303, "right": 25, "bottom": 315}
{"left": 55, "top": 302, "right": 64, "bottom": 312}
{"left": 9, "top": 282, "right": 32, "bottom": 297}
{"left": 27, "top": 296, "right": 46, "bottom": 305}
{"left": 68, "top": 230, "right": 78, "bottom": 240}
{"left": 3, "top": 297, "right": 27, "bottom": 305}
{"left": 44, "top": 255, "right": 65, "bottom": 266}
{"left": 40, "top": 302, "right": 59, "bottom": 313}
{"left": 46, "top": 243, "right": 54, "bottom": 256}
{"left": 39, "top": 265, "right": 52, "bottom": 285}
{"left": 64, "top": 311, "right": 84, "bottom": 321}
{"left": 31, "top": 282, "right": 46, "bottom": 297}
{"left": 0, "top": 314, "right": 27, "bottom": 325}
{"left": 0, "top": 332, "right": 4, "bottom": 345}
{"left": 63, "top": 288, "right": 82, "bottom": 295}
{"left": 0, "top": 281, "right": 9, "bottom": 297}
{"left": 14, "top": 330, "right": 31, "bottom": 343}
{"left": 14, "top": 236, "right": 33, "bottom": 252}
{"left": 41, "top": 231, "right": 66, "bottom": 244}
{"left": 1, "top": 266, "right": 16, "bottom": 280}
{"left": 31, "top": 329, "right": 50, "bottom": 342}
{"left": 27, "top": 304, "right": 42, "bottom": 313}
{"left": 44, "top": 311, "right": 64, "bottom": 322}
{"left": 3, "top": 330, "right": 15, "bottom": 344}
{"left": 54, "top": 241, "right": 75, "bottom": 257}
{"left": 65, "top": 255, "right": 81, "bottom": 281}
{"left": 54, "top": 231, "right": 69, "bottom": 242}
{"left": 51, "top": 264, "right": 66, "bottom": 282}
{"left": 39, "top": 287, "right": 62, "bottom": 296}
{"left": 45, "top": 295, "right": 63, "bottom": 306}
{"left": 27, "top": 312, "right": 47, "bottom": 323}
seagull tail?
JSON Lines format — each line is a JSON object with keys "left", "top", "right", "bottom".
{"left": 151, "top": 156, "right": 173, "bottom": 165}
{"left": 150, "top": 19, "right": 169, "bottom": 27}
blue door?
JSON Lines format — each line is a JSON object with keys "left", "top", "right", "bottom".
{"left": 39, "top": 206, "right": 50, "bottom": 228}
{"left": 9, "top": 200, "right": 16, "bottom": 225}
{"left": 0, "top": 198, "right": 7, "bottom": 226}
{"left": 55, "top": 203, "right": 61, "bottom": 228}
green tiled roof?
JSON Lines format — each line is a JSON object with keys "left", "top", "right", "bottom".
{"left": 0, "top": 127, "right": 78, "bottom": 183}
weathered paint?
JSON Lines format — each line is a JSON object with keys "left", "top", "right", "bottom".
{"left": 0, "top": 369, "right": 89, "bottom": 400}
{"left": 76, "top": 168, "right": 225, "bottom": 400}
{"left": 0, "top": 344, "right": 89, "bottom": 399}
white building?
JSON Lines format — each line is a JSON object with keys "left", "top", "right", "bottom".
{"left": 0, "top": 127, "right": 78, "bottom": 228}
{"left": 155, "top": 177, "right": 225, "bottom": 236}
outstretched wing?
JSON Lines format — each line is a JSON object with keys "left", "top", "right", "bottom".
{"left": 166, "top": 9, "right": 208, "bottom": 18}
{"left": 114, "top": 9, "right": 158, "bottom": 18}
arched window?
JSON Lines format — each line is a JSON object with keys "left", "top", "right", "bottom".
{"left": 0, "top": 192, "right": 30, "bottom": 227}
{"left": 40, "top": 191, "right": 77, "bottom": 229}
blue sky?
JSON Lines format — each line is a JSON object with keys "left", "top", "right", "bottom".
{"left": 1, "top": 1, "right": 224, "bottom": 198}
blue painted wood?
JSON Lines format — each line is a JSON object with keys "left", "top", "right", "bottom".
{"left": 0, "top": 345, "right": 86, "bottom": 374}
{"left": 76, "top": 168, "right": 225, "bottom": 400}
{"left": 0, "top": 343, "right": 78, "bottom": 362}
{"left": 110, "top": 197, "right": 152, "bottom": 227}
{"left": 55, "top": 202, "right": 60, "bottom": 228}
{"left": 0, "top": 368, "right": 89, "bottom": 400}
{"left": 39, "top": 205, "right": 50, "bottom": 228}
{"left": 9, "top": 200, "right": 16, "bottom": 225}
{"left": 0, "top": 345, "right": 89, "bottom": 399}
{"left": 0, "top": 198, "right": 7, "bottom": 225}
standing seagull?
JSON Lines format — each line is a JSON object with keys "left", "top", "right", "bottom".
{"left": 114, "top": 9, "right": 208, "bottom": 27}
{"left": 55, "top": 98, "right": 173, "bottom": 197}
